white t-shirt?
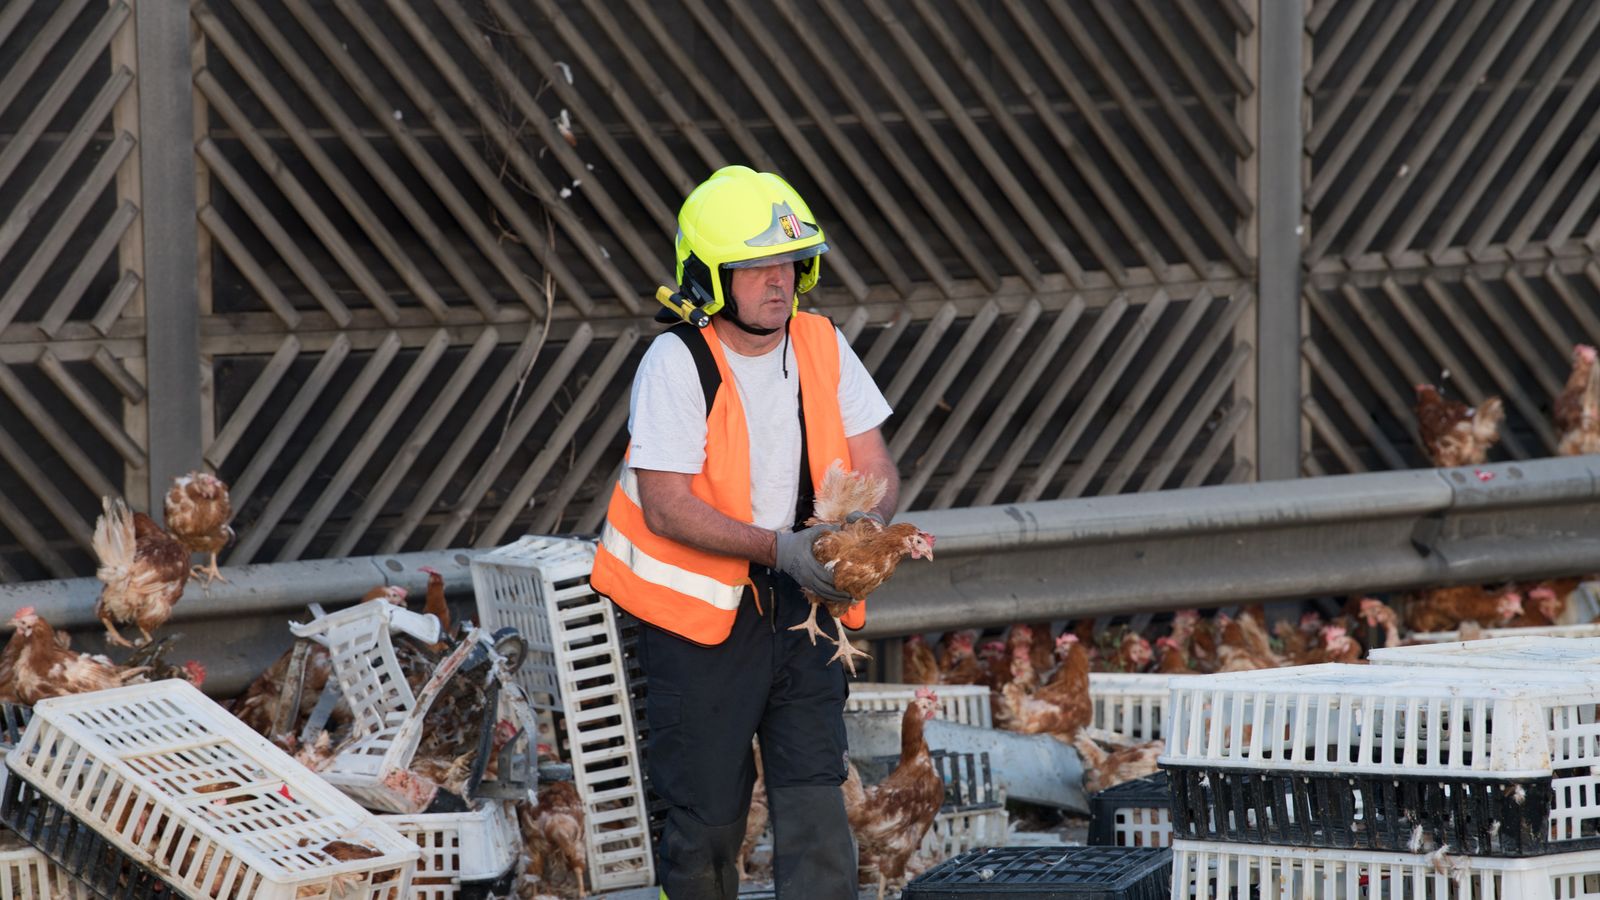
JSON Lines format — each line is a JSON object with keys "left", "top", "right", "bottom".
{"left": 627, "top": 326, "right": 892, "bottom": 530}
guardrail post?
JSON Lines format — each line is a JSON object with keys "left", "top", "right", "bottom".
{"left": 136, "top": 0, "right": 205, "bottom": 509}
{"left": 1254, "top": 0, "right": 1307, "bottom": 480}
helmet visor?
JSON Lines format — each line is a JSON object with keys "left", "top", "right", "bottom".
{"left": 722, "top": 243, "right": 828, "bottom": 269}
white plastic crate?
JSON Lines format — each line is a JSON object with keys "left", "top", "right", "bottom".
{"left": 1, "top": 680, "right": 418, "bottom": 900}
{"left": 288, "top": 601, "right": 451, "bottom": 813}
{"left": 846, "top": 683, "right": 992, "bottom": 728}
{"left": 1372, "top": 635, "right": 1600, "bottom": 670}
{"left": 0, "top": 829, "right": 88, "bottom": 900}
{"left": 1089, "top": 673, "right": 1173, "bottom": 742}
{"left": 1171, "top": 838, "right": 1600, "bottom": 899}
{"left": 1409, "top": 622, "right": 1600, "bottom": 643}
{"left": 922, "top": 806, "right": 1009, "bottom": 860}
{"left": 472, "top": 536, "right": 653, "bottom": 893}
{"left": 1163, "top": 663, "right": 1600, "bottom": 853}
{"left": 383, "top": 801, "right": 519, "bottom": 899}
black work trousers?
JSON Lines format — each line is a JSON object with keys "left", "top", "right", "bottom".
{"left": 633, "top": 567, "right": 857, "bottom": 900}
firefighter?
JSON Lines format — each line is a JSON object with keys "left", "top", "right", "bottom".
{"left": 592, "top": 165, "right": 896, "bottom": 899}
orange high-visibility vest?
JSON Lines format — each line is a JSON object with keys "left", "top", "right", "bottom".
{"left": 592, "top": 312, "right": 862, "bottom": 645}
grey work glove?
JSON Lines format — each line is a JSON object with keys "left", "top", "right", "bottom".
{"left": 845, "top": 510, "right": 885, "bottom": 528}
{"left": 774, "top": 523, "right": 852, "bottom": 603}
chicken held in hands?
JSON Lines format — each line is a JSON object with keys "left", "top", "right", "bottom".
{"left": 1556, "top": 344, "right": 1600, "bottom": 457}
{"left": 1414, "top": 384, "right": 1504, "bottom": 468}
{"left": 842, "top": 688, "right": 945, "bottom": 900}
{"left": 93, "top": 497, "right": 190, "bottom": 647}
{"left": 788, "top": 462, "right": 935, "bottom": 674}
{"left": 5, "top": 607, "right": 148, "bottom": 704}
{"left": 164, "top": 471, "right": 234, "bottom": 585}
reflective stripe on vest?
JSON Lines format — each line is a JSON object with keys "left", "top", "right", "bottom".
{"left": 591, "top": 312, "right": 861, "bottom": 644}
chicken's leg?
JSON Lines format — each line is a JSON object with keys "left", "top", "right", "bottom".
{"left": 876, "top": 869, "right": 887, "bottom": 900}
{"left": 206, "top": 552, "right": 228, "bottom": 585}
{"left": 787, "top": 599, "right": 830, "bottom": 646}
{"left": 100, "top": 614, "right": 134, "bottom": 648}
{"left": 826, "top": 614, "right": 871, "bottom": 675}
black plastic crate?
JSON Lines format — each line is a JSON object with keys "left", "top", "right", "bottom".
{"left": 857, "top": 749, "right": 1000, "bottom": 812}
{"left": 1088, "top": 772, "right": 1171, "bottom": 848}
{"left": 1165, "top": 763, "right": 1560, "bottom": 857}
{"left": 904, "top": 846, "right": 1170, "bottom": 899}
{"left": 458, "top": 867, "right": 517, "bottom": 899}
{"left": 0, "top": 773, "right": 167, "bottom": 900}
{"left": 0, "top": 704, "right": 31, "bottom": 749}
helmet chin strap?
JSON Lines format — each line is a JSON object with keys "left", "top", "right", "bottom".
{"left": 719, "top": 292, "right": 786, "bottom": 336}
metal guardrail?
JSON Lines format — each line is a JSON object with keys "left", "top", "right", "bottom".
{"left": 856, "top": 455, "right": 1600, "bottom": 638}
{"left": 4, "top": 456, "right": 1599, "bottom": 691}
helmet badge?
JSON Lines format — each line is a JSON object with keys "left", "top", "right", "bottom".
{"left": 745, "top": 201, "right": 817, "bottom": 247}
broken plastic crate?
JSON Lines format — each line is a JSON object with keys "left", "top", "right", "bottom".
{"left": 0, "top": 680, "right": 418, "bottom": 900}
{"left": 288, "top": 601, "right": 536, "bottom": 814}
{"left": 1161, "top": 663, "right": 1600, "bottom": 856}
{"left": 1088, "top": 772, "right": 1171, "bottom": 849}
{"left": 382, "top": 801, "right": 519, "bottom": 900}
{"left": 472, "top": 535, "right": 653, "bottom": 892}
{"left": 847, "top": 683, "right": 994, "bottom": 728}
{"left": 1170, "top": 839, "right": 1600, "bottom": 900}
{"left": 903, "top": 846, "right": 1171, "bottom": 899}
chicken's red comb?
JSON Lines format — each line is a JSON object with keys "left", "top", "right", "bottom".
{"left": 419, "top": 566, "right": 439, "bottom": 576}
{"left": 11, "top": 606, "right": 33, "bottom": 620}
{"left": 914, "top": 686, "right": 937, "bottom": 700}
{"left": 1057, "top": 632, "right": 1079, "bottom": 644}
{"left": 183, "top": 660, "right": 207, "bottom": 687}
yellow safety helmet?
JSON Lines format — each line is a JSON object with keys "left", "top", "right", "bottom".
{"left": 673, "top": 166, "right": 827, "bottom": 323}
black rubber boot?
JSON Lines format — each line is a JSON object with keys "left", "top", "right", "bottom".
{"left": 657, "top": 811, "right": 747, "bottom": 900}
{"left": 768, "top": 783, "right": 858, "bottom": 899}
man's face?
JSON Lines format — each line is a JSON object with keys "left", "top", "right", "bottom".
{"left": 727, "top": 261, "right": 795, "bottom": 331}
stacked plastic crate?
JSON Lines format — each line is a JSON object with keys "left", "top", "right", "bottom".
{"left": 1161, "top": 662, "right": 1600, "bottom": 898}
{"left": 472, "top": 535, "right": 655, "bottom": 893}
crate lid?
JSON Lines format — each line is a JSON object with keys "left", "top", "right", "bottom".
{"left": 904, "top": 846, "right": 1170, "bottom": 898}
{"left": 1172, "top": 661, "right": 1600, "bottom": 699}
{"left": 1371, "top": 635, "right": 1600, "bottom": 668}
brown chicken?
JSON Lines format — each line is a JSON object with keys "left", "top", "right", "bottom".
{"left": 1216, "top": 614, "right": 1284, "bottom": 672}
{"left": 232, "top": 584, "right": 409, "bottom": 740}
{"left": 1404, "top": 585, "right": 1523, "bottom": 634}
{"left": 997, "top": 634, "right": 1091, "bottom": 740}
{"left": 902, "top": 634, "right": 939, "bottom": 685}
{"left": 936, "top": 631, "right": 982, "bottom": 685}
{"left": 93, "top": 497, "right": 190, "bottom": 648}
{"left": 5, "top": 607, "right": 148, "bottom": 704}
{"left": 1027, "top": 622, "right": 1057, "bottom": 676}
{"left": 1073, "top": 732, "right": 1164, "bottom": 795}
{"left": 790, "top": 463, "right": 936, "bottom": 673}
{"left": 1358, "top": 598, "right": 1402, "bottom": 648}
{"left": 1414, "top": 384, "right": 1504, "bottom": 467}
{"left": 1556, "top": 344, "right": 1600, "bottom": 457}
{"left": 1508, "top": 578, "right": 1580, "bottom": 627}
{"left": 164, "top": 471, "right": 234, "bottom": 585}
{"left": 517, "top": 781, "right": 587, "bottom": 898}
{"left": 978, "top": 640, "right": 1012, "bottom": 693}
{"left": 1288, "top": 625, "right": 1365, "bottom": 665}
{"left": 1179, "top": 610, "right": 1219, "bottom": 673}
{"left": 1153, "top": 636, "right": 1190, "bottom": 674}
{"left": 1273, "top": 611, "right": 1323, "bottom": 660}
{"left": 416, "top": 566, "right": 454, "bottom": 653}
{"left": 841, "top": 688, "right": 944, "bottom": 900}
